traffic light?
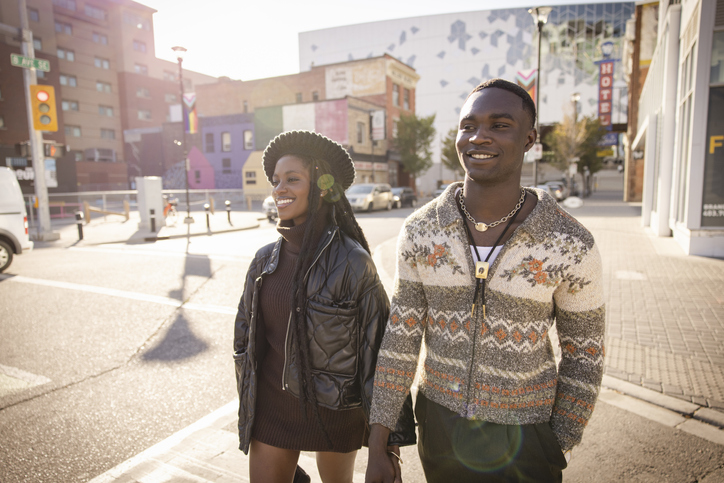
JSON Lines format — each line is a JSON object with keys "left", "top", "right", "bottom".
{"left": 30, "top": 85, "right": 58, "bottom": 132}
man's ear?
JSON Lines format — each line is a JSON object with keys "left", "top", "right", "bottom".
{"left": 524, "top": 128, "right": 537, "bottom": 152}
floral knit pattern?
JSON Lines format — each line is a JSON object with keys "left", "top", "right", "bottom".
{"left": 370, "top": 185, "right": 605, "bottom": 452}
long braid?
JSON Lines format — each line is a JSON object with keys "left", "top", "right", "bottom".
{"left": 286, "top": 156, "right": 372, "bottom": 450}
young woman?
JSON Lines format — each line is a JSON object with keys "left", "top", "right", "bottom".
{"left": 233, "top": 131, "right": 414, "bottom": 483}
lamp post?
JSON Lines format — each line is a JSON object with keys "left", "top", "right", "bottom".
{"left": 528, "top": 6, "right": 552, "bottom": 187}
{"left": 570, "top": 92, "right": 581, "bottom": 196}
{"left": 172, "top": 45, "right": 193, "bottom": 224}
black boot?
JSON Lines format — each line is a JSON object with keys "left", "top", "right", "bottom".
{"left": 293, "top": 465, "right": 311, "bottom": 483}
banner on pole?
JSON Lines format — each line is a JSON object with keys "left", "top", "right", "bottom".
{"left": 183, "top": 93, "right": 197, "bottom": 134}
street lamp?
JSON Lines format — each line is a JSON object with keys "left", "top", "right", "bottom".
{"left": 172, "top": 45, "right": 193, "bottom": 224}
{"left": 528, "top": 6, "right": 552, "bottom": 186}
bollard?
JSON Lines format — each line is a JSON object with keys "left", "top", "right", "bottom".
{"left": 150, "top": 208, "right": 156, "bottom": 232}
{"left": 75, "top": 211, "right": 84, "bottom": 240}
{"left": 204, "top": 203, "right": 210, "bottom": 232}
{"left": 225, "top": 200, "right": 232, "bottom": 225}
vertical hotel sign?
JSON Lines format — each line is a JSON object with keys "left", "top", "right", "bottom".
{"left": 598, "top": 41, "right": 615, "bottom": 128}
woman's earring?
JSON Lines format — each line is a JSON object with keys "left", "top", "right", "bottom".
{"left": 320, "top": 190, "right": 328, "bottom": 198}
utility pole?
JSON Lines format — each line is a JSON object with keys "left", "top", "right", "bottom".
{"left": 18, "top": 0, "right": 57, "bottom": 240}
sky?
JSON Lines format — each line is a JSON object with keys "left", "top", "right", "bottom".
{"left": 137, "top": 0, "right": 618, "bottom": 81}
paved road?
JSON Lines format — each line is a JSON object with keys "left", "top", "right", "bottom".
{"left": 2, "top": 173, "right": 724, "bottom": 482}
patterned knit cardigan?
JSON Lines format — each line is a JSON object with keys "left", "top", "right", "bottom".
{"left": 369, "top": 184, "right": 605, "bottom": 452}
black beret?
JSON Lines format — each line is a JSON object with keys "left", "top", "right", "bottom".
{"left": 262, "top": 130, "right": 356, "bottom": 191}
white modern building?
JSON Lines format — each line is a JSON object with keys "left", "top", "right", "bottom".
{"left": 299, "top": 3, "right": 635, "bottom": 194}
{"left": 633, "top": 0, "right": 724, "bottom": 257}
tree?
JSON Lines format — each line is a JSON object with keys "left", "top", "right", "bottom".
{"left": 441, "top": 127, "right": 465, "bottom": 178}
{"left": 544, "top": 105, "right": 607, "bottom": 196}
{"left": 393, "top": 112, "right": 436, "bottom": 179}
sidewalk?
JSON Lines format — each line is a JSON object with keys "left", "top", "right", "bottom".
{"left": 30, "top": 209, "right": 266, "bottom": 248}
{"left": 86, "top": 186, "right": 724, "bottom": 482}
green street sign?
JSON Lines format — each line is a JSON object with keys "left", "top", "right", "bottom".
{"left": 10, "top": 53, "right": 50, "bottom": 72}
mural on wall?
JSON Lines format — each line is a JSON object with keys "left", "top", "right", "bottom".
{"left": 299, "top": 3, "right": 635, "bottom": 191}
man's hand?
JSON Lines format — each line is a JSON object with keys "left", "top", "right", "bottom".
{"left": 365, "top": 424, "right": 402, "bottom": 483}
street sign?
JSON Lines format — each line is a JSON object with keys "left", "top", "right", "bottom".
{"left": 530, "top": 142, "right": 543, "bottom": 160}
{"left": 10, "top": 53, "right": 50, "bottom": 72}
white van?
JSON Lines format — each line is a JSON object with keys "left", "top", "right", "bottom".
{"left": 0, "top": 167, "right": 33, "bottom": 272}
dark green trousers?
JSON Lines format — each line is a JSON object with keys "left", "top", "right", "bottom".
{"left": 415, "top": 392, "right": 567, "bottom": 482}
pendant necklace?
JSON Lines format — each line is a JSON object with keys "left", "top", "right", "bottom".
{"left": 456, "top": 189, "right": 526, "bottom": 318}
{"left": 459, "top": 187, "right": 526, "bottom": 232}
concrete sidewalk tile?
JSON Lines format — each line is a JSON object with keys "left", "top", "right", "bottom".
{"left": 678, "top": 419, "right": 724, "bottom": 446}
{"left": 694, "top": 408, "right": 724, "bottom": 428}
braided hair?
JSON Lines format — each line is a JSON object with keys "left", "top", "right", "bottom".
{"left": 287, "top": 155, "right": 370, "bottom": 447}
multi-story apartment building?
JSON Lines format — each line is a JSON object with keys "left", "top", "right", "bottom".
{"left": 0, "top": 0, "right": 215, "bottom": 192}
{"left": 195, "top": 54, "right": 420, "bottom": 188}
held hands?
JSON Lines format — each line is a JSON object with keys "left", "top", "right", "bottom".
{"left": 365, "top": 424, "right": 402, "bottom": 483}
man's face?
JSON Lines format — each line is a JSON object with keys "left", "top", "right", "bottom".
{"left": 456, "top": 87, "right": 536, "bottom": 185}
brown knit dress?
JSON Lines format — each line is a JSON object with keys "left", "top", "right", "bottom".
{"left": 251, "top": 219, "right": 367, "bottom": 452}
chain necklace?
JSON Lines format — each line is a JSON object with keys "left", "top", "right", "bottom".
{"left": 458, "top": 187, "right": 526, "bottom": 232}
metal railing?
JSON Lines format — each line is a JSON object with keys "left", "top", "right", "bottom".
{"left": 23, "top": 188, "right": 269, "bottom": 226}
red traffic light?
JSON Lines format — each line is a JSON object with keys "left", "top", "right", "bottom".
{"left": 36, "top": 90, "right": 50, "bottom": 102}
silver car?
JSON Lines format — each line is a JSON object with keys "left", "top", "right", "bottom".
{"left": 262, "top": 196, "right": 277, "bottom": 221}
{"left": 346, "top": 183, "right": 393, "bottom": 212}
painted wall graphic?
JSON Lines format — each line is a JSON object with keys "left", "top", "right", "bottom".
{"left": 299, "top": 3, "right": 635, "bottom": 192}
{"left": 325, "top": 60, "right": 387, "bottom": 99}
{"left": 283, "top": 103, "right": 316, "bottom": 132}
{"left": 187, "top": 146, "right": 215, "bottom": 189}
{"left": 315, "top": 99, "right": 348, "bottom": 144}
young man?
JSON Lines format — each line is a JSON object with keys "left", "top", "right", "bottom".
{"left": 366, "top": 78, "right": 605, "bottom": 483}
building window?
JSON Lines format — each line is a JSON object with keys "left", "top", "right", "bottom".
{"left": 194, "top": 170, "right": 200, "bottom": 183}
{"left": 138, "top": 109, "right": 151, "bottom": 121}
{"left": 403, "top": 89, "right": 410, "bottom": 110}
{"left": 98, "top": 105, "right": 113, "bottom": 116}
{"left": 163, "top": 71, "right": 176, "bottom": 82}
{"left": 36, "top": 70, "right": 46, "bottom": 79}
{"left": 222, "top": 132, "right": 231, "bottom": 152}
{"left": 94, "top": 57, "right": 110, "bottom": 69}
{"left": 133, "top": 40, "right": 147, "bottom": 53}
{"left": 96, "top": 81, "right": 111, "bottom": 93}
{"left": 55, "top": 21, "right": 72, "bottom": 35}
{"left": 33, "top": 38, "right": 42, "bottom": 51}
{"left": 136, "top": 87, "right": 150, "bottom": 98}
{"left": 62, "top": 100, "right": 79, "bottom": 111}
{"left": 134, "top": 63, "right": 148, "bottom": 75}
{"left": 60, "top": 74, "right": 77, "bottom": 87}
{"left": 244, "top": 130, "right": 253, "bottom": 150}
{"left": 57, "top": 48, "right": 75, "bottom": 61}
{"left": 312, "top": 91, "right": 319, "bottom": 101}
{"left": 85, "top": 4, "right": 106, "bottom": 20}
{"left": 222, "top": 158, "right": 231, "bottom": 174}
{"left": 28, "top": 8, "right": 39, "bottom": 22}
{"left": 65, "top": 125, "right": 81, "bottom": 137}
{"left": 92, "top": 32, "right": 108, "bottom": 44}
{"left": 357, "top": 122, "right": 365, "bottom": 144}
{"left": 53, "top": 0, "right": 76, "bottom": 10}
{"left": 205, "top": 133, "right": 215, "bottom": 153}
{"left": 392, "top": 84, "right": 400, "bottom": 106}
{"left": 164, "top": 93, "right": 177, "bottom": 103}
{"left": 123, "top": 12, "right": 151, "bottom": 30}
{"left": 243, "top": 100, "right": 248, "bottom": 113}
{"left": 711, "top": 31, "right": 724, "bottom": 84}
{"left": 295, "top": 93, "right": 302, "bottom": 103}
{"left": 245, "top": 171, "right": 256, "bottom": 185}
{"left": 100, "top": 129, "right": 115, "bottom": 139}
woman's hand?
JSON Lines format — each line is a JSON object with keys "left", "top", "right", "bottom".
{"left": 365, "top": 425, "right": 402, "bottom": 483}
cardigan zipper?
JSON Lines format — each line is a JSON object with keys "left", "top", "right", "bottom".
{"left": 281, "top": 229, "right": 337, "bottom": 391}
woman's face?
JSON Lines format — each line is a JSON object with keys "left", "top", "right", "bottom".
{"left": 272, "top": 154, "right": 311, "bottom": 226}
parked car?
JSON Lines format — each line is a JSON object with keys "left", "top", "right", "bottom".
{"left": 544, "top": 181, "right": 569, "bottom": 201}
{"left": 346, "top": 183, "right": 393, "bottom": 212}
{"left": 533, "top": 184, "right": 556, "bottom": 198}
{"left": 434, "top": 183, "right": 452, "bottom": 197}
{"left": 262, "top": 195, "right": 277, "bottom": 221}
{"left": 0, "top": 167, "right": 33, "bottom": 272}
{"left": 391, "top": 187, "right": 417, "bottom": 208}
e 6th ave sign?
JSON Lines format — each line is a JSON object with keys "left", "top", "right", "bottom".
{"left": 11, "top": 53, "right": 50, "bottom": 72}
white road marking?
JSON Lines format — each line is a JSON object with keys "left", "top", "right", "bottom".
{"left": 0, "top": 274, "right": 236, "bottom": 315}
{"left": 68, "top": 246, "right": 252, "bottom": 263}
